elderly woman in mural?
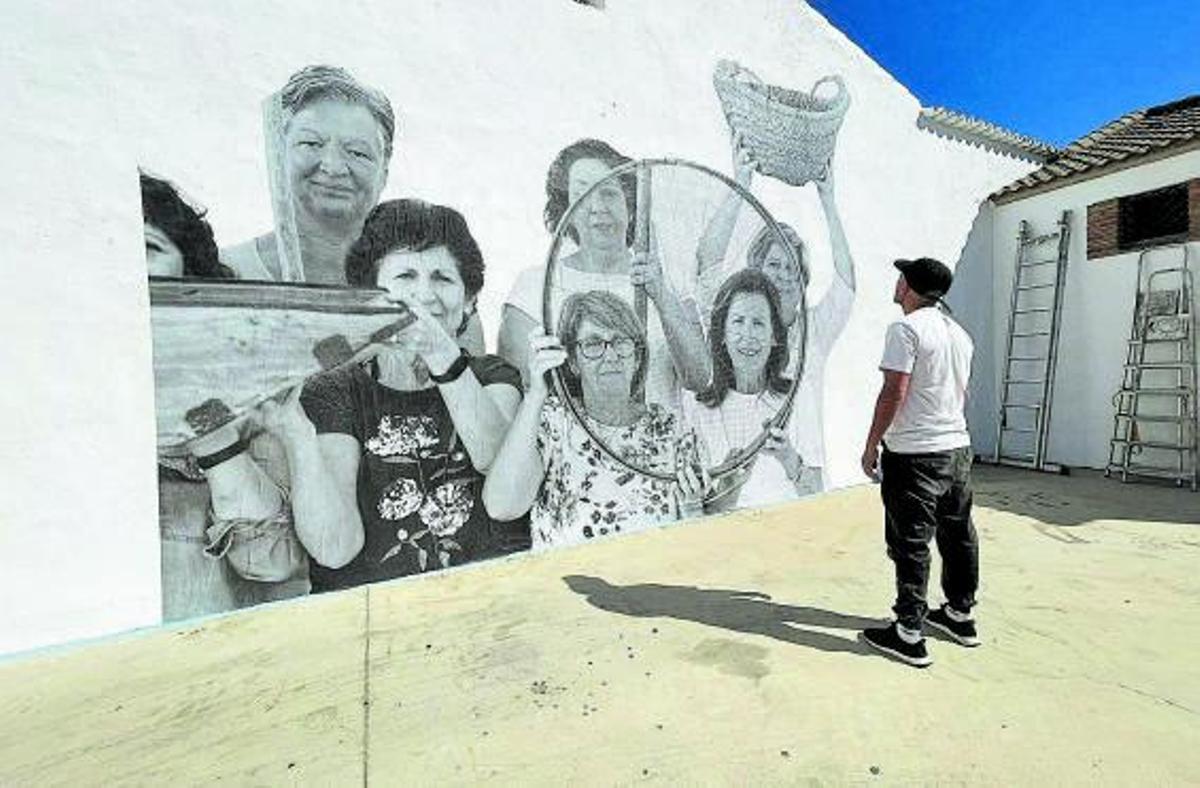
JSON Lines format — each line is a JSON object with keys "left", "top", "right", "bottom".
{"left": 248, "top": 199, "right": 524, "bottom": 592}
{"left": 497, "top": 138, "right": 710, "bottom": 403}
{"left": 221, "top": 64, "right": 394, "bottom": 284}
{"left": 695, "top": 133, "right": 856, "bottom": 490}
{"left": 682, "top": 269, "right": 822, "bottom": 510}
{"left": 484, "top": 290, "right": 707, "bottom": 550}
{"left": 221, "top": 63, "right": 485, "bottom": 351}
{"left": 144, "top": 173, "right": 308, "bottom": 621}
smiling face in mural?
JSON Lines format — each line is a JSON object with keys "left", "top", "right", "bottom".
{"left": 144, "top": 223, "right": 185, "bottom": 277}
{"left": 571, "top": 318, "right": 640, "bottom": 405}
{"left": 375, "top": 245, "right": 470, "bottom": 335}
{"left": 724, "top": 291, "right": 773, "bottom": 388}
{"left": 285, "top": 98, "right": 389, "bottom": 229}
{"left": 753, "top": 241, "right": 803, "bottom": 325}
{"left": 567, "top": 158, "right": 630, "bottom": 253}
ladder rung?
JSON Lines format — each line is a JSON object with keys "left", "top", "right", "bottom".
{"left": 1017, "top": 283, "right": 1056, "bottom": 292}
{"left": 1020, "top": 258, "right": 1059, "bottom": 267}
{"left": 1111, "top": 439, "right": 1196, "bottom": 450}
{"left": 1007, "top": 355, "right": 1045, "bottom": 362}
{"left": 1129, "top": 337, "right": 1192, "bottom": 345}
{"left": 1001, "top": 427, "right": 1039, "bottom": 434}
{"left": 1012, "top": 331, "right": 1052, "bottom": 338}
{"left": 1115, "top": 414, "right": 1195, "bottom": 424}
{"left": 1119, "top": 464, "right": 1198, "bottom": 480}
{"left": 1005, "top": 378, "right": 1045, "bottom": 385}
{"left": 1125, "top": 362, "right": 1192, "bottom": 370}
{"left": 1002, "top": 403, "right": 1041, "bottom": 410}
{"left": 1118, "top": 387, "right": 1192, "bottom": 395}
{"left": 1013, "top": 307, "right": 1053, "bottom": 315}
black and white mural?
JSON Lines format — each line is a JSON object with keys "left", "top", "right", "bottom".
{"left": 143, "top": 59, "right": 857, "bottom": 621}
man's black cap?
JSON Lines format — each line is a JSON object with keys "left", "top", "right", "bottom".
{"left": 894, "top": 257, "right": 953, "bottom": 299}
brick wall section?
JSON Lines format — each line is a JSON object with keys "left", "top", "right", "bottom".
{"left": 1189, "top": 178, "right": 1200, "bottom": 242}
{"left": 1087, "top": 198, "right": 1120, "bottom": 259}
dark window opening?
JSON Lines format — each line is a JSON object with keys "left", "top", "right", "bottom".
{"left": 1118, "top": 183, "right": 1189, "bottom": 250}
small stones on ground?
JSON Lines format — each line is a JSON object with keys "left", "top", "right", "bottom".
{"left": 781, "top": 750, "right": 790, "bottom": 758}
{"left": 869, "top": 765, "right": 881, "bottom": 775}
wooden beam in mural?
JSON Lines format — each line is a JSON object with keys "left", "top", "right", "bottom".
{"left": 150, "top": 279, "right": 414, "bottom": 454}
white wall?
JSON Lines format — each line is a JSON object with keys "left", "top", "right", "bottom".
{"left": 0, "top": 0, "right": 1032, "bottom": 657}
{"left": 976, "top": 150, "right": 1200, "bottom": 469}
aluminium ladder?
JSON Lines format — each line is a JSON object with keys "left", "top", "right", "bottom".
{"left": 993, "top": 211, "right": 1072, "bottom": 471}
{"left": 1105, "top": 245, "right": 1198, "bottom": 490}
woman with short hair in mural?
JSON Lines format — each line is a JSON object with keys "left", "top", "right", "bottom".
{"left": 249, "top": 199, "right": 524, "bottom": 592}
{"left": 484, "top": 290, "right": 707, "bottom": 550}
{"left": 143, "top": 173, "right": 308, "bottom": 621}
{"left": 497, "top": 138, "right": 710, "bottom": 404}
{"left": 221, "top": 63, "right": 485, "bottom": 352}
{"left": 695, "top": 133, "right": 856, "bottom": 492}
{"left": 682, "top": 269, "right": 822, "bottom": 511}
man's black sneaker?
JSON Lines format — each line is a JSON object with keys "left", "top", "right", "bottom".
{"left": 925, "top": 605, "right": 980, "bottom": 647}
{"left": 860, "top": 624, "right": 932, "bottom": 667}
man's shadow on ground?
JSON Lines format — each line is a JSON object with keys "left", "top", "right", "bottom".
{"left": 563, "top": 575, "right": 886, "bottom": 657}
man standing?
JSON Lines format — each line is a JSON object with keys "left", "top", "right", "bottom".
{"left": 859, "top": 257, "right": 979, "bottom": 668}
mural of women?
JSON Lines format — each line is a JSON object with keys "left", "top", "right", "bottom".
{"left": 143, "top": 173, "right": 307, "bottom": 621}
{"left": 696, "top": 133, "right": 856, "bottom": 491}
{"left": 497, "top": 139, "right": 710, "bottom": 403}
{"left": 682, "top": 269, "right": 822, "bottom": 509}
{"left": 220, "top": 64, "right": 486, "bottom": 352}
{"left": 253, "top": 200, "right": 524, "bottom": 592}
{"left": 221, "top": 65, "right": 395, "bottom": 284}
{"left": 484, "top": 290, "right": 706, "bottom": 550}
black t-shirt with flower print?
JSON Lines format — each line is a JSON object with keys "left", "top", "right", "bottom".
{"left": 300, "top": 355, "right": 523, "bottom": 594}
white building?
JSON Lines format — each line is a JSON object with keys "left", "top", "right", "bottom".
{"left": 953, "top": 96, "right": 1200, "bottom": 472}
{"left": 0, "top": 0, "right": 1039, "bottom": 656}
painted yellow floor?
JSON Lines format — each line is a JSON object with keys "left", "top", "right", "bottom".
{"left": 2, "top": 466, "right": 1198, "bottom": 785}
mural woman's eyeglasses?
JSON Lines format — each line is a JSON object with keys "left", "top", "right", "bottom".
{"left": 575, "top": 336, "right": 638, "bottom": 360}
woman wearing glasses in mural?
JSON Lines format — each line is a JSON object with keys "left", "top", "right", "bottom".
{"left": 484, "top": 290, "right": 707, "bottom": 550}
{"left": 221, "top": 64, "right": 485, "bottom": 352}
{"left": 694, "top": 132, "right": 856, "bottom": 494}
{"left": 682, "top": 269, "right": 822, "bottom": 510}
{"left": 244, "top": 199, "right": 524, "bottom": 592}
{"left": 497, "top": 138, "right": 710, "bottom": 404}
{"left": 143, "top": 173, "right": 308, "bottom": 621}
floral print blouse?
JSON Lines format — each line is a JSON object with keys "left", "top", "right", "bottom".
{"left": 532, "top": 395, "right": 682, "bottom": 551}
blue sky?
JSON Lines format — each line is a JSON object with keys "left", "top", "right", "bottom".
{"left": 807, "top": 0, "right": 1200, "bottom": 147}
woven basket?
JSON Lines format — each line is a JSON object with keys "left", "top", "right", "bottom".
{"left": 713, "top": 60, "right": 849, "bottom": 186}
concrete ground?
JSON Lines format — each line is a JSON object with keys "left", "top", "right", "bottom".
{"left": 1, "top": 465, "right": 1198, "bottom": 785}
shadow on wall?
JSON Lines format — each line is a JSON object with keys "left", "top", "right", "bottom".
{"left": 563, "top": 575, "right": 883, "bottom": 656}
{"left": 946, "top": 202, "right": 997, "bottom": 459}
{"left": 971, "top": 465, "right": 1200, "bottom": 529}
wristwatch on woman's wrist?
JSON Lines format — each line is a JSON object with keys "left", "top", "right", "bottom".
{"left": 429, "top": 349, "right": 471, "bottom": 384}
{"left": 195, "top": 438, "right": 247, "bottom": 471}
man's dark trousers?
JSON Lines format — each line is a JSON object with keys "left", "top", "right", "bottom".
{"left": 880, "top": 444, "right": 978, "bottom": 630}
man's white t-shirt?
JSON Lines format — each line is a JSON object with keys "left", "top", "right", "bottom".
{"left": 880, "top": 306, "right": 973, "bottom": 454}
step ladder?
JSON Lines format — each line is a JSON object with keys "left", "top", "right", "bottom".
{"left": 1105, "top": 245, "right": 1197, "bottom": 491}
{"left": 993, "top": 211, "right": 1072, "bottom": 471}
